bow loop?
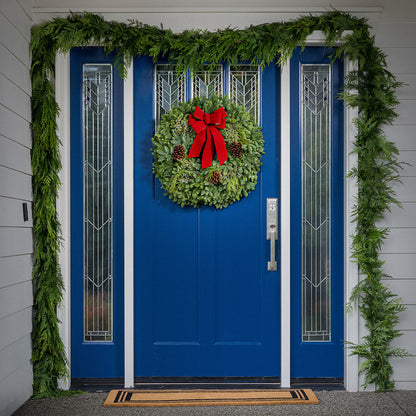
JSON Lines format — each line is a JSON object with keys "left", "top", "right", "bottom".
{"left": 188, "top": 106, "right": 228, "bottom": 169}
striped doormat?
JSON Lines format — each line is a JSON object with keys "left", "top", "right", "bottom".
{"left": 104, "top": 389, "right": 319, "bottom": 407}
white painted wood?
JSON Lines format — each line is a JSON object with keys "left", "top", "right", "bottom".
{"left": 17, "top": 0, "right": 33, "bottom": 19}
{"left": 124, "top": 62, "right": 135, "bottom": 389}
{"left": 380, "top": 254, "right": 416, "bottom": 278}
{"left": 392, "top": 357, "right": 416, "bottom": 382}
{"left": 392, "top": 331, "right": 416, "bottom": 355}
{"left": 384, "top": 279, "right": 416, "bottom": 305}
{"left": 0, "top": 307, "right": 32, "bottom": 351}
{"left": 0, "top": 255, "right": 32, "bottom": 290}
{"left": 397, "top": 306, "right": 416, "bottom": 331}
{"left": 0, "top": 334, "right": 31, "bottom": 381}
{"left": 0, "top": 280, "right": 32, "bottom": 320}
{"left": 385, "top": 126, "right": 416, "bottom": 151}
{"left": 0, "top": 166, "right": 32, "bottom": 201}
{"left": 395, "top": 381, "right": 416, "bottom": 389}
{"left": 0, "top": 43, "right": 31, "bottom": 94}
{"left": 396, "top": 75, "right": 416, "bottom": 100}
{"left": 344, "top": 57, "right": 360, "bottom": 392}
{"left": 0, "top": 0, "right": 32, "bottom": 43}
{"left": 0, "top": 197, "right": 32, "bottom": 227}
{"left": 0, "top": 228, "right": 32, "bottom": 257}
{"left": 394, "top": 100, "right": 416, "bottom": 126}
{"left": 0, "top": 136, "right": 31, "bottom": 174}
{"left": 375, "top": 22, "right": 416, "bottom": 47}
{"left": 0, "top": 73, "right": 30, "bottom": 121}
{"left": 0, "top": 365, "right": 32, "bottom": 416}
{"left": 382, "top": 229, "right": 416, "bottom": 254}
{"left": 394, "top": 177, "right": 416, "bottom": 202}
{"left": 280, "top": 62, "right": 290, "bottom": 389}
{"left": 380, "top": 203, "right": 416, "bottom": 228}
{"left": 384, "top": 48, "right": 416, "bottom": 74}
{"left": 0, "top": 11, "right": 30, "bottom": 68}
{"left": 0, "top": 104, "right": 31, "bottom": 147}
{"left": 56, "top": 52, "right": 72, "bottom": 391}
{"left": 0, "top": 2, "right": 33, "bottom": 414}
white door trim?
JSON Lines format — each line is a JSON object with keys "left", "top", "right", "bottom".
{"left": 124, "top": 62, "right": 135, "bottom": 388}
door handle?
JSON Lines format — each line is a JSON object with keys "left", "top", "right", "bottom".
{"left": 267, "top": 198, "right": 278, "bottom": 271}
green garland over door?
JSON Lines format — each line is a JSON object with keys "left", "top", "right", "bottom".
{"left": 30, "top": 10, "right": 407, "bottom": 397}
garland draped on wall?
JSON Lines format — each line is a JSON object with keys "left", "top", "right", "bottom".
{"left": 30, "top": 10, "right": 407, "bottom": 397}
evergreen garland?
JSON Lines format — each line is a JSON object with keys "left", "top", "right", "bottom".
{"left": 30, "top": 10, "right": 406, "bottom": 395}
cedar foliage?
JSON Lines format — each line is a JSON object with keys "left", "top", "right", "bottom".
{"left": 30, "top": 10, "right": 406, "bottom": 396}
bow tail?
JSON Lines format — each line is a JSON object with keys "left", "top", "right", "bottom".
{"left": 201, "top": 129, "right": 215, "bottom": 169}
{"left": 211, "top": 127, "right": 228, "bottom": 166}
{"left": 188, "top": 130, "right": 207, "bottom": 159}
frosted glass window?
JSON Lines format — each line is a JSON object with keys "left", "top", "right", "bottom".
{"left": 301, "top": 64, "right": 331, "bottom": 342}
{"left": 83, "top": 64, "right": 113, "bottom": 342}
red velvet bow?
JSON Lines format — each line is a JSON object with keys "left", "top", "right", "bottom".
{"left": 188, "top": 106, "right": 228, "bottom": 169}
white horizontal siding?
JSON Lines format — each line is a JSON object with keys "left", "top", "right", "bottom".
{"left": 0, "top": 42, "right": 31, "bottom": 95}
{"left": 0, "top": 280, "right": 32, "bottom": 319}
{"left": 0, "top": 10, "right": 30, "bottom": 67}
{"left": 0, "top": 104, "right": 31, "bottom": 148}
{"left": 0, "top": 1, "right": 33, "bottom": 414}
{"left": 0, "top": 334, "right": 32, "bottom": 381}
{"left": 0, "top": 365, "right": 32, "bottom": 416}
{"left": 0, "top": 135, "right": 31, "bottom": 174}
{"left": 0, "top": 166, "right": 32, "bottom": 201}
{"left": 0, "top": 254, "right": 32, "bottom": 290}
{"left": 0, "top": 228, "right": 33, "bottom": 257}
{"left": 0, "top": 197, "right": 32, "bottom": 227}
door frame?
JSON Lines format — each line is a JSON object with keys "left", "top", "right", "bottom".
{"left": 55, "top": 32, "right": 360, "bottom": 390}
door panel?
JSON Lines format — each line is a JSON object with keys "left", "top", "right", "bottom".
{"left": 70, "top": 47, "right": 124, "bottom": 378}
{"left": 290, "top": 47, "right": 344, "bottom": 378}
{"left": 134, "top": 57, "right": 280, "bottom": 377}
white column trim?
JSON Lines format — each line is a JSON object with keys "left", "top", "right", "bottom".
{"left": 56, "top": 52, "right": 71, "bottom": 390}
{"left": 344, "top": 58, "right": 360, "bottom": 392}
{"left": 280, "top": 62, "right": 291, "bottom": 388}
{"left": 124, "top": 61, "right": 135, "bottom": 388}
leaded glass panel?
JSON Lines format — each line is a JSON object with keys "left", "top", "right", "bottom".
{"left": 192, "top": 65, "right": 223, "bottom": 98}
{"left": 229, "top": 65, "right": 260, "bottom": 123}
{"left": 83, "top": 64, "right": 113, "bottom": 342}
{"left": 155, "top": 65, "right": 186, "bottom": 123}
{"left": 301, "top": 64, "right": 331, "bottom": 342}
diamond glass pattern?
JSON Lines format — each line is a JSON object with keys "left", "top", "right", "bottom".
{"left": 229, "top": 65, "right": 260, "bottom": 123}
{"left": 192, "top": 65, "right": 223, "bottom": 98}
{"left": 83, "top": 64, "right": 113, "bottom": 342}
{"left": 155, "top": 65, "right": 186, "bottom": 123}
{"left": 301, "top": 64, "right": 331, "bottom": 342}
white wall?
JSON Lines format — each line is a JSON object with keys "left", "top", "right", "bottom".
{"left": 0, "top": 0, "right": 33, "bottom": 414}
{"left": 31, "top": 0, "right": 416, "bottom": 390}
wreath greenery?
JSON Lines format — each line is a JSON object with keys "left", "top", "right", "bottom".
{"left": 30, "top": 10, "right": 407, "bottom": 396}
{"left": 152, "top": 95, "right": 264, "bottom": 208}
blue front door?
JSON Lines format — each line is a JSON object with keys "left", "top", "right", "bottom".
{"left": 70, "top": 47, "right": 344, "bottom": 380}
{"left": 134, "top": 58, "right": 281, "bottom": 376}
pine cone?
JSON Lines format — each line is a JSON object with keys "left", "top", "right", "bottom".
{"left": 230, "top": 142, "right": 243, "bottom": 159}
{"left": 172, "top": 145, "right": 185, "bottom": 161}
{"left": 210, "top": 171, "right": 221, "bottom": 186}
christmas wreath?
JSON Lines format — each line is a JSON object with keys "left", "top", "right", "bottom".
{"left": 152, "top": 95, "right": 264, "bottom": 209}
